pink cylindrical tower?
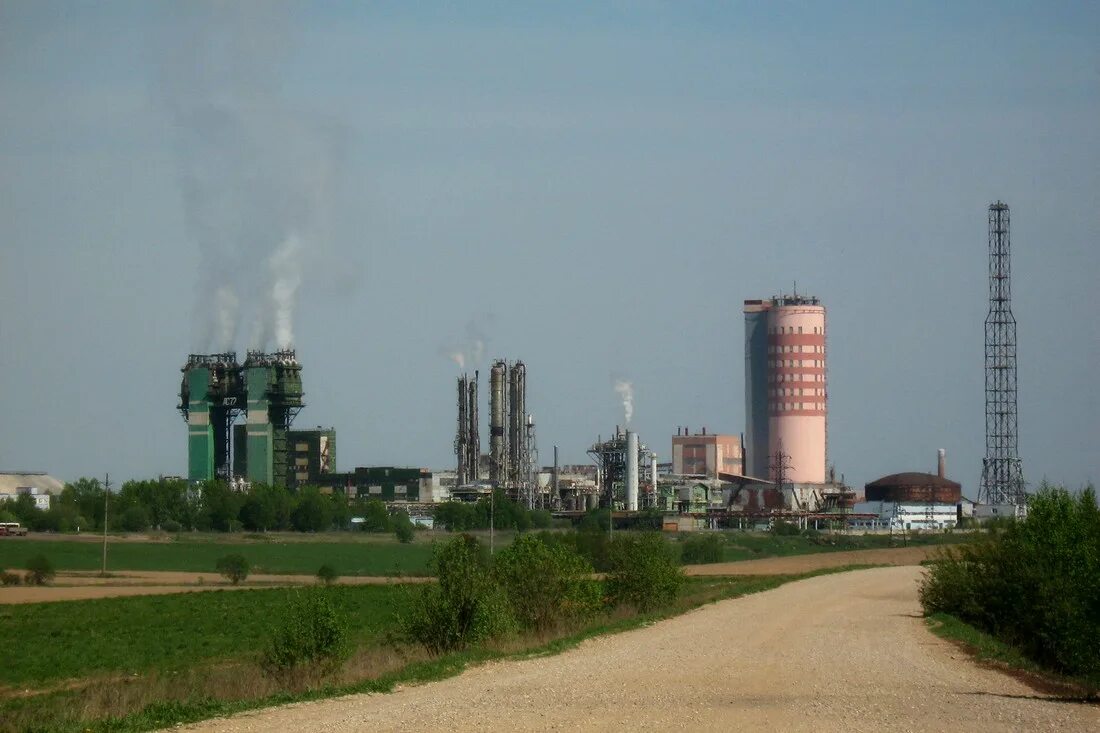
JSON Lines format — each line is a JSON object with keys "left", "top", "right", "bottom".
{"left": 766, "top": 296, "right": 826, "bottom": 484}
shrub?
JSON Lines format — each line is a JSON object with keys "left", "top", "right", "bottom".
{"left": 1, "top": 570, "right": 21, "bottom": 586}
{"left": 261, "top": 588, "right": 350, "bottom": 678}
{"left": 316, "top": 564, "right": 338, "bottom": 585}
{"left": 530, "top": 509, "right": 553, "bottom": 529}
{"left": 24, "top": 554, "right": 55, "bottom": 586}
{"left": 680, "top": 533, "right": 724, "bottom": 565}
{"left": 215, "top": 553, "right": 250, "bottom": 584}
{"left": 770, "top": 520, "right": 801, "bottom": 536}
{"left": 359, "top": 499, "right": 392, "bottom": 533}
{"left": 920, "top": 485, "right": 1100, "bottom": 679}
{"left": 161, "top": 519, "right": 183, "bottom": 533}
{"left": 401, "top": 535, "right": 512, "bottom": 653}
{"left": 493, "top": 534, "right": 601, "bottom": 631}
{"left": 605, "top": 533, "right": 684, "bottom": 611}
{"left": 393, "top": 511, "right": 415, "bottom": 544}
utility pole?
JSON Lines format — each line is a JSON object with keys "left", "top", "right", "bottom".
{"left": 101, "top": 473, "right": 110, "bottom": 576}
{"left": 490, "top": 487, "right": 495, "bottom": 555}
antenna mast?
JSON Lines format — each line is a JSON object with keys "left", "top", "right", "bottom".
{"left": 979, "top": 201, "right": 1026, "bottom": 509}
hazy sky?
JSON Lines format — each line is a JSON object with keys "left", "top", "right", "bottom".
{"left": 1, "top": 1, "right": 1097, "bottom": 494}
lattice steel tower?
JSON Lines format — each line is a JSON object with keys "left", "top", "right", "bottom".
{"left": 979, "top": 201, "right": 1026, "bottom": 507}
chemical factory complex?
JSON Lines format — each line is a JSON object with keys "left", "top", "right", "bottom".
{"left": 170, "top": 203, "right": 1028, "bottom": 532}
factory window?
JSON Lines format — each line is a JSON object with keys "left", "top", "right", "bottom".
{"left": 798, "top": 326, "right": 802, "bottom": 334}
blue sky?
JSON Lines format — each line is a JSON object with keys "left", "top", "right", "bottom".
{"left": 1, "top": 1, "right": 1097, "bottom": 493}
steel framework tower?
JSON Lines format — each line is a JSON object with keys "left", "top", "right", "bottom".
{"left": 979, "top": 201, "right": 1026, "bottom": 507}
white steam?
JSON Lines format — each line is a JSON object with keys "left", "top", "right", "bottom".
{"left": 614, "top": 380, "right": 634, "bottom": 425}
{"left": 440, "top": 317, "right": 492, "bottom": 371}
{"left": 166, "top": 3, "right": 334, "bottom": 352}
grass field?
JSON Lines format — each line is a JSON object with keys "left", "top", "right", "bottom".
{"left": 0, "top": 585, "right": 412, "bottom": 687}
{"left": 0, "top": 535, "right": 436, "bottom": 576}
{"left": 0, "top": 529, "right": 968, "bottom": 577}
{"left": 717, "top": 530, "right": 964, "bottom": 562}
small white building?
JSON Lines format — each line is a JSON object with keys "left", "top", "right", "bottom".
{"left": 854, "top": 500, "right": 957, "bottom": 531}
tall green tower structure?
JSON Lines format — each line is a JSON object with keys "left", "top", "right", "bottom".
{"left": 181, "top": 350, "right": 303, "bottom": 487}
{"left": 243, "top": 350, "right": 304, "bottom": 488}
{"left": 178, "top": 354, "right": 245, "bottom": 482}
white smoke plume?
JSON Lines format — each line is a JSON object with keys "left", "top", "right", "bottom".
{"left": 166, "top": 2, "right": 334, "bottom": 352}
{"left": 439, "top": 317, "right": 492, "bottom": 371}
{"left": 614, "top": 380, "right": 634, "bottom": 425}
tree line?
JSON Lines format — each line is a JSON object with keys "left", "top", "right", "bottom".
{"left": 0, "top": 477, "right": 411, "bottom": 534}
{"left": 0, "top": 479, "right": 576, "bottom": 535}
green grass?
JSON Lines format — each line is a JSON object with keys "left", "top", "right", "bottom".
{"left": 0, "top": 536, "right": 435, "bottom": 576}
{"left": 925, "top": 612, "right": 1100, "bottom": 696}
{"left": 0, "top": 585, "right": 411, "bottom": 687}
{"left": 717, "top": 531, "right": 965, "bottom": 562}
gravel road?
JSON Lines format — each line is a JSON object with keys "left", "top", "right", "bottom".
{"left": 175, "top": 566, "right": 1097, "bottom": 732}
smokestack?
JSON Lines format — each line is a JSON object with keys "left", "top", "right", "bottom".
{"left": 467, "top": 372, "right": 479, "bottom": 482}
{"left": 937, "top": 449, "right": 946, "bottom": 479}
{"left": 456, "top": 374, "right": 468, "bottom": 485}
{"left": 489, "top": 360, "right": 507, "bottom": 485}
{"left": 651, "top": 452, "right": 658, "bottom": 495}
{"left": 626, "top": 430, "right": 639, "bottom": 511}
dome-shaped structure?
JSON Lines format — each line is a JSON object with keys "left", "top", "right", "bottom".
{"left": 865, "top": 472, "right": 961, "bottom": 503}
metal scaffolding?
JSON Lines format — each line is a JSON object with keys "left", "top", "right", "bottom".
{"left": 979, "top": 201, "right": 1026, "bottom": 508}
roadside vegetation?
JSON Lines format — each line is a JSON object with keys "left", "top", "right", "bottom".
{"left": 0, "top": 531, "right": 862, "bottom": 732}
{"left": 919, "top": 484, "right": 1099, "bottom": 692}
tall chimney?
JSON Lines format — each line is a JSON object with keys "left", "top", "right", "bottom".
{"left": 937, "top": 449, "right": 946, "bottom": 479}
{"left": 625, "top": 431, "right": 639, "bottom": 511}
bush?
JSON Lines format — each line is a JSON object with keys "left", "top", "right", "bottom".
{"left": 770, "top": 520, "right": 801, "bottom": 536}
{"left": 24, "top": 554, "right": 55, "bottom": 586}
{"left": 493, "top": 534, "right": 601, "bottom": 631}
{"left": 215, "top": 554, "right": 250, "bottom": 584}
{"left": 401, "top": 535, "right": 512, "bottom": 653}
{"left": 530, "top": 509, "right": 553, "bottom": 529}
{"left": 680, "top": 533, "right": 724, "bottom": 564}
{"left": 605, "top": 533, "right": 684, "bottom": 611}
{"left": 920, "top": 485, "right": 1100, "bottom": 679}
{"left": 1, "top": 570, "right": 21, "bottom": 586}
{"left": 161, "top": 519, "right": 183, "bottom": 533}
{"left": 393, "top": 511, "right": 415, "bottom": 544}
{"left": 358, "top": 499, "right": 392, "bottom": 533}
{"left": 261, "top": 588, "right": 350, "bottom": 678}
{"left": 316, "top": 564, "right": 338, "bottom": 585}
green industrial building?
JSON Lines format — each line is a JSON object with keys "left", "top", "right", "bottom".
{"left": 180, "top": 350, "right": 433, "bottom": 501}
{"left": 179, "top": 350, "right": 305, "bottom": 489}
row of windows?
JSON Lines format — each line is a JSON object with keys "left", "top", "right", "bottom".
{"left": 769, "top": 373, "right": 826, "bottom": 383}
{"left": 772, "top": 402, "right": 822, "bottom": 412}
{"left": 769, "top": 325, "right": 824, "bottom": 335}
{"left": 769, "top": 344, "right": 825, "bottom": 354}
{"left": 770, "top": 387, "right": 825, "bottom": 397}
{"left": 769, "top": 359, "right": 826, "bottom": 369}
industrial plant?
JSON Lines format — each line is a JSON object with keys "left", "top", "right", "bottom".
{"left": 174, "top": 202, "right": 1027, "bottom": 533}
